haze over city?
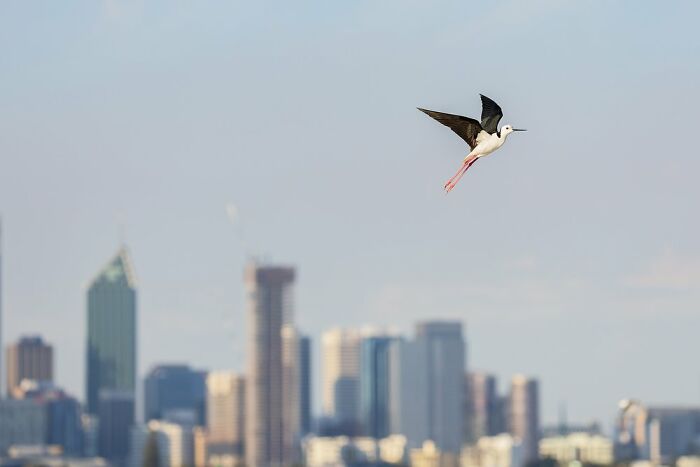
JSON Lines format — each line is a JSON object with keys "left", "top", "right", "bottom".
{"left": 1, "top": 0, "right": 699, "bottom": 439}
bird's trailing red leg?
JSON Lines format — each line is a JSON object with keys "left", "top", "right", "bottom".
{"left": 444, "top": 155, "right": 478, "bottom": 193}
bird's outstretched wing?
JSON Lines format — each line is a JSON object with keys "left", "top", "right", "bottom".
{"left": 479, "top": 94, "right": 503, "bottom": 134}
{"left": 417, "top": 108, "right": 484, "bottom": 150}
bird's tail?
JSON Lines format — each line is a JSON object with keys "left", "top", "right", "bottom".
{"left": 445, "top": 155, "right": 478, "bottom": 193}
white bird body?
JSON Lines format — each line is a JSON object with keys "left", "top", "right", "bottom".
{"left": 471, "top": 127, "right": 513, "bottom": 159}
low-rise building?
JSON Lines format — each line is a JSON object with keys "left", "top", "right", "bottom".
{"left": 539, "top": 432, "right": 613, "bottom": 465}
{"left": 461, "top": 434, "right": 524, "bottom": 467}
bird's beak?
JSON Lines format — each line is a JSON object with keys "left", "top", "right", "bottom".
{"left": 512, "top": 128, "right": 527, "bottom": 132}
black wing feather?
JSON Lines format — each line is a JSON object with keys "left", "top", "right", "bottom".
{"left": 479, "top": 94, "right": 503, "bottom": 134}
{"left": 417, "top": 108, "right": 483, "bottom": 150}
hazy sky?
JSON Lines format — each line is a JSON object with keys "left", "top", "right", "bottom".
{"left": 1, "top": 1, "right": 699, "bottom": 428}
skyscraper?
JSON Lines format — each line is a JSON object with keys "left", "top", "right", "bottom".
{"left": 466, "top": 372, "right": 500, "bottom": 444}
{"left": 86, "top": 247, "right": 137, "bottom": 415}
{"left": 281, "top": 325, "right": 305, "bottom": 464}
{"left": 244, "top": 262, "right": 295, "bottom": 467}
{"left": 6, "top": 335, "right": 53, "bottom": 398}
{"left": 415, "top": 321, "right": 466, "bottom": 454}
{"left": 144, "top": 364, "right": 206, "bottom": 426}
{"left": 508, "top": 375, "right": 540, "bottom": 464}
{"left": 360, "top": 335, "right": 396, "bottom": 438}
{"left": 207, "top": 371, "right": 246, "bottom": 460}
{"left": 321, "top": 328, "right": 361, "bottom": 433}
{"left": 0, "top": 218, "right": 4, "bottom": 398}
{"left": 98, "top": 389, "right": 135, "bottom": 466}
{"left": 388, "top": 338, "right": 429, "bottom": 449}
{"left": 299, "top": 334, "right": 313, "bottom": 435}
{"left": 0, "top": 398, "right": 46, "bottom": 453}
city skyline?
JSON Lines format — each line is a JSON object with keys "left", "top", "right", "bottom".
{"left": 2, "top": 1, "right": 700, "bottom": 431}
{"left": 0, "top": 237, "right": 698, "bottom": 431}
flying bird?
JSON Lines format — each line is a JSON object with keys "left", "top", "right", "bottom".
{"left": 418, "top": 95, "right": 526, "bottom": 193}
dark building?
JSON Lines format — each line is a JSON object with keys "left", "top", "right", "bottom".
{"left": 360, "top": 336, "right": 396, "bottom": 439}
{"left": 16, "top": 382, "right": 85, "bottom": 457}
{"left": 300, "top": 335, "right": 312, "bottom": 435}
{"left": 415, "top": 321, "right": 466, "bottom": 454}
{"left": 47, "top": 392, "right": 84, "bottom": 456}
{"left": 98, "top": 390, "right": 134, "bottom": 466}
{"left": 144, "top": 364, "right": 206, "bottom": 426}
{"left": 86, "top": 247, "right": 137, "bottom": 415}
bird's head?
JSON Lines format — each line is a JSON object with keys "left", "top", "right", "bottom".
{"left": 500, "top": 125, "right": 527, "bottom": 137}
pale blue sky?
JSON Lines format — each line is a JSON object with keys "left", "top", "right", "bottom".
{"left": 1, "top": 1, "right": 700, "bottom": 428}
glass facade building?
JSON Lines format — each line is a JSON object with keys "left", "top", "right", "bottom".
{"left": 85, "top": 247, "right": 137, "bottom": 415}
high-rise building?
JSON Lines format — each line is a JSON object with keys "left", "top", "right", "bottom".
{"left": 466, "top": 372, "right": 500, "bottom": 444}
{"left": 0, "top": 398, "right": 47, "bottom": 453}
{"left": 360, "top": 335, "right": 397, "bottom": 439}
{"left": 321, "top": 328, "right": 361, "bottom": 433}
{"left": 244, "top": 262, "right": 296, "bottom": 467}
{"left": 207, "top": 371, "right": 246, "bottom": 461}
{"left": 0, "top": 218, "right": 3, "bottom": 398}
{"left": 281, "top": 325, "right": 304, "bottom": 464}
{"left": 86, "top": 247, "right": 137, "bottom": 415}
{"left": 46, "top": 391, "right": 85, "bottom": 457}
{"left": 388, "top": 338, "right": 429, "bottom": 449}
{"left": 508, "top": 375, "right": 540, "bottom": 464}
{"left": 614, "top": 400, "right": 700, "bottom": 463}
{"left": 17, "top": 381, "right": 85, "bottom": 457}
{"left": 144, "top": 364, "right": 206, "bottom": 426}
{"left": 6, "top": 335, "right": 53, "bottom": 397}
{"left": 415, "top": 321, "right": 466, "bottom": 454}
{"left": 300, "top": 334, "right": 313, "bottom": 435}
{"left": 98, "top": 389, "right": 135, "bottom": 466}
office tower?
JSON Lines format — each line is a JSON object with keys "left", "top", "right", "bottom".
{"left": 281, "top": 325, "right": 303, "bottom": 464}
{"left": 46, "top": 391, "right": 85, "bottom": 457}
{"left": 466, "top": 372, "right": 500, "bottom": 443}
{"left": 207, "top": 371, "right": 246, "bottom": 460}
{"left": 415, "top": 321, "right": 466, "bottom": 454}
{"left": 615, "top": 400, "right": 700, "bottom": 463}
{"left": 0, "top": 218, "right": 3, "bottom": 398}
{"left": 300, "top": 334, "right": 312, "bottom": 435}
{"left": 98, "top": 389, "right": 135, "bottom": 466}
{"left": 321, "top": 328, "right": 362, "bottom": 433}
{"left": 6, "top": 335, "right": 53, "bottom": 397}
{"left": 86, "top": 247, "right": 137, "bottom": 415}
{"left": 17, "top": 381, "right": 84, "bottom": 457}
{"left": 0, "top": 398, "right": 47, "bottom": 453}
{"left": 388, "top": 338, "right": 429, "bottom": 449}
{"left": 360, "top": 335, "right": 397, "bottom": 438}
{"left": 244, "top": 262, "right": 295, "bottom": 467}
{"left": 144, "top": 364, "right": 206, "bottom": 426}
{"left": 508, "top": 375, "right": 540, "bottom": 464}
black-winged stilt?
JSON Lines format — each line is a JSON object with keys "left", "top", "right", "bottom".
{"left": 418, "top": 94, "right": 526, "bottom": 193}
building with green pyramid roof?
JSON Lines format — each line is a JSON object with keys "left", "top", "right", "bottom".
{"left": 85, "top": 246, "right": 137, "bottom": 415}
